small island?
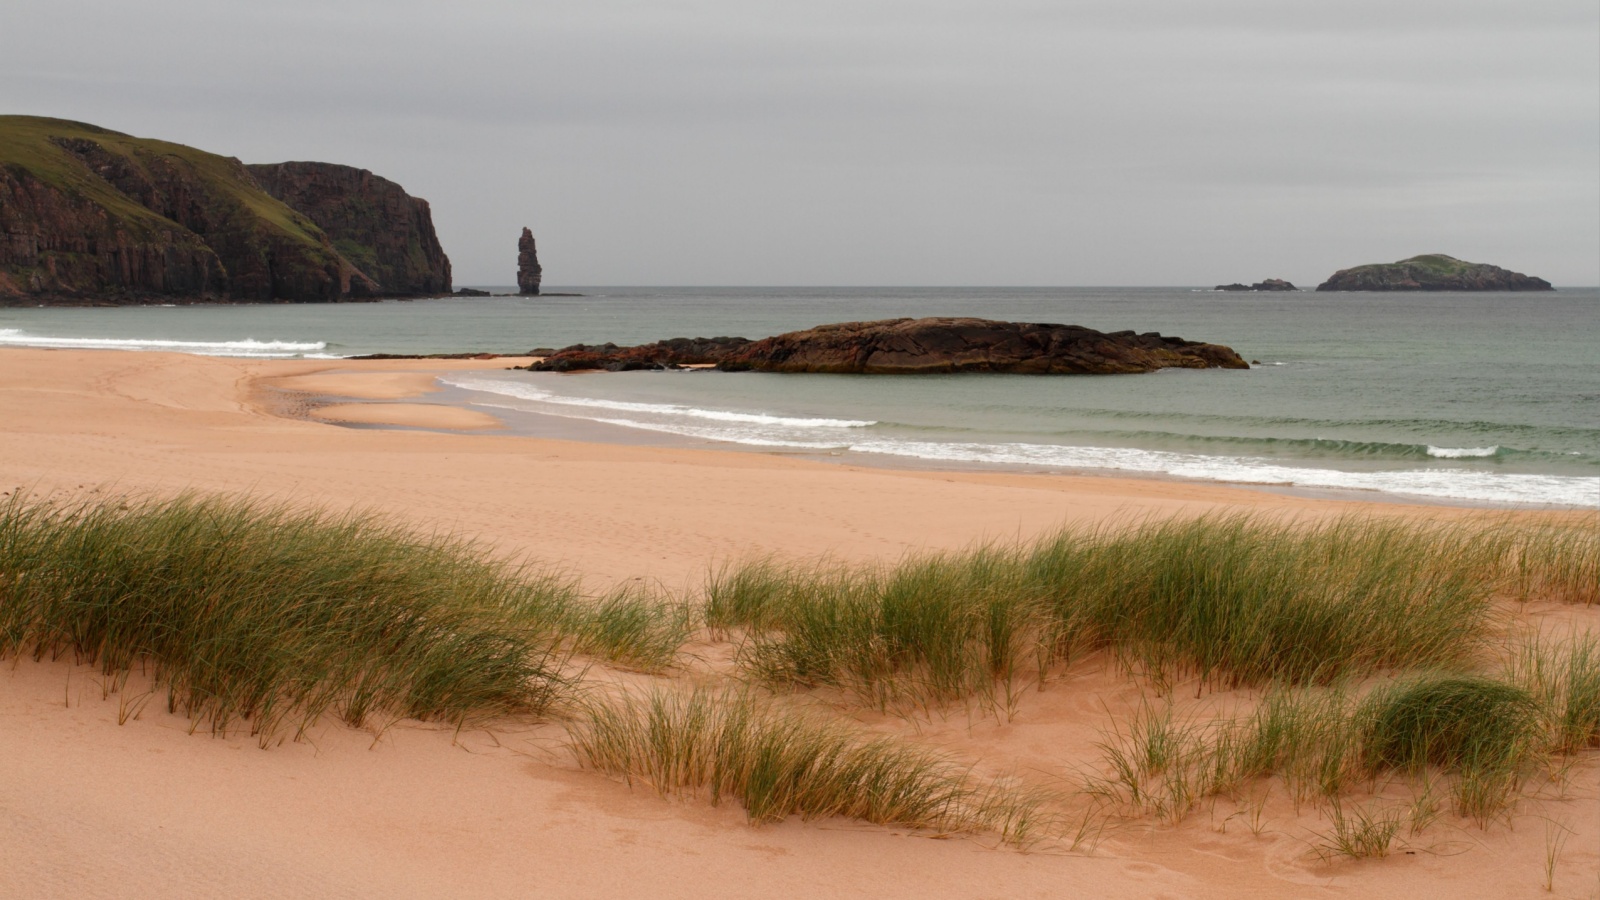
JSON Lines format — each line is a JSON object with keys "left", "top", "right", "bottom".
{"left": 524, "top": 317, "right": 1248, "bottom": 375}
{"left": 1214, "top": 279, "right": 1297, "bottom": 292}
{"left": 1316, "top": 254, "right": 1553, "bottom": 291}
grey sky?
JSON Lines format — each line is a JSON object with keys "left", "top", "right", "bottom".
{"left": 5, "top": 0, "right": 1596, "bottom": 285}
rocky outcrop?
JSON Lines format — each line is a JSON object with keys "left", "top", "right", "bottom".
{"left": 1215, "top": 279, "right": 1297, "bottom": 292}
{"left": 1316, "top": 255, "right": 1553, "bottom": 292}
{"left": 247, "top": 162, "right": 451, "bottom": 296}
{"left": 526, "top": 318, "right": 1248, "bottom": 374}
{"left": 0, "top": 115, "right": 445, "bottom": 305}
{"left": 517, "top": 227, "right": 542, "bottom": 295}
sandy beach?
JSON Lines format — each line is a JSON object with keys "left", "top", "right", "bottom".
{"left": 2, "top": 347, "right": 1595, "bottom": 898}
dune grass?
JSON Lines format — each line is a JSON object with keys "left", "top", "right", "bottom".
{"left": 706, "top": 515, "right": 1589, "bottom": 708}
{"left": 569, "top": 583, "right": 693, "bottom": 672}
{"left": 0, "top": 493, "right": 683, "bottom": 741}
{"left": 1089, "top": 672, "right": 1554, "bottom": 829}
{"left": 567, "top": 685, "right": 1050, "bottom": 843}
{"left": 1506, "top": 633, "right": 1600, "bottom": 755}
{"left": 1505, "top": 520, "right": 1600, "bottom": 606}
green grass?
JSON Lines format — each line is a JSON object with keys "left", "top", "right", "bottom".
{"left": 1358, "top": 675, "right": 1540, "bottom": 822}
{"left": 1506, "top": 633, "right": 1600, "bottom": 755}
{"left": 1505, "top": 521, "right": 1600, "bottom": 606}
{"left": 0, "top": 493, "right": 661, "bottom": 740}
{"left": 708, "top": 515, "right": 1581, "bottom": 708}
{"left": 1317, "top": 800, "right": 1405, "bottom": 860}
{"left": 1090, "top": 673, "right": 1553, "bottom": 829}
{"left": 568, "top": 582, "right": 692, "bottom": 672}
{"left": 567, "top": 686, "right": 1049, "bottom": 843}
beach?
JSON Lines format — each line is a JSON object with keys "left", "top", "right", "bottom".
{"left": 2, "top": 347, "right": 1596, "bottom": 898}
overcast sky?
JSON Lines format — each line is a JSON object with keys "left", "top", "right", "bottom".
{"left": 5, "top": 1, "right": 1596, "bottom": 285}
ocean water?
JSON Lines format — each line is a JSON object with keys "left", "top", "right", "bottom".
{"left": 3, "top": 287, "right": 1597, "bottom": 508}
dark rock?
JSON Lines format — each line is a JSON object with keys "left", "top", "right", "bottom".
{"left": 517, "top": 227, "right": 542, "bottom": 296}
{"left": 525, "top": 318, "right": 1248, "bottom": 375}
{"left": 1316, "top": 254, "right": 1553, "bottom": 291}
{"left": 530, "top": 336, "right": 752, "bottom": 372}
{"left": 455, "top": 287, "right": 491, "bottom": 297}
{"left": 1214, "top": 279, "right": 1297, "bottom": 292}
{"left": 246, "top": 161, "right": 451, "bottom": 296}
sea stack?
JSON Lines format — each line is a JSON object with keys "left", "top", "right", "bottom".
{"left": 517, "top": 227, "right": 542, "bottom": 296}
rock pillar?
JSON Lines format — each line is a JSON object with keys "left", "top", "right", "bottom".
{"left": 517, "top": 227, "right": 542, "bottom": 295}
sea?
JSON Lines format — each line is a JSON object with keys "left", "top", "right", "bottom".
{"left": 3, "top": 286, "right": 1597, "bottom": 509}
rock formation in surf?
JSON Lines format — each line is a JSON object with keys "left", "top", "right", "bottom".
{"left": 1215, "top": 279, "right": 1297, "bottom": 292}
{"left": 517, "top": 227, "right": 542, "bottom": 296}
{"left": 1316, "top": 255, "right": 1552, "bottom": 292}
{"left": 0, "top": 115, "right": 450, "bottom": 305}
{"left": 246, "top": 162, "right": 451, "bottom": 296}
{"left": 526, "top": 317, "right": 1249, "bottom": 374}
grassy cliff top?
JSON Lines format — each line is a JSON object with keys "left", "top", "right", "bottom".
{"left": 0, "top": 115, "right": 326, "bottom": 248}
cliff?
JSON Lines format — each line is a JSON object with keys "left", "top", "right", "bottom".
{"left": 0, "top": 116, "right": 448, "bottom": 304}
{"left": 527, "top": 318, "right": 1249, "bottom": 375}
{"left": 1316, "top": 255, "right": 1553, "bottom": 292}
{"left": 247, "top": 162, "right": 450, "bottom": 296}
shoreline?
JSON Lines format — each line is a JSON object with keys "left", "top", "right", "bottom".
{"left": 281, "top": 361, "right": 1596, "bottom": 514}
{"left": 10, "top": 347, "right": 1578, "bottom": 590}
{"left": 2, "top": 346, "right": 1597, "bottom": 899}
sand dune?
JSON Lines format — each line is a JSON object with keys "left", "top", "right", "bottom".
{"left": 0, "top": 348, "right": 1594, "bottom": 898}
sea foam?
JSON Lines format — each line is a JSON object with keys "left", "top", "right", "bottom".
{"left": 0, "top": 329, "right": 326, "bottom": 358}
{"left": 443, "top": 374, "right": 1596, "bottom": 509}
{"left": 1427, "top": 445, "right": 1500, "bottom": 459}
{"left": 441, "top": 376, "right": 875, "bottom": 429}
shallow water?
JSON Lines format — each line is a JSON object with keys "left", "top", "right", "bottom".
{"left": 4, "top": 286, "right": 1596, "bottom": 507}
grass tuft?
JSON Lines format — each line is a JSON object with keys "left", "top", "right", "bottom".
{"left": 567, "top": 686, "right": 1049, "bottom": 843}
{"left": 0, "top": 493, "right": 587, "bottom": 741}
{"left": 709, "top": 515, "right": 1564, "bottom": 708}
{"left": 566, "top": 582, "right": 693, "bottom": 672}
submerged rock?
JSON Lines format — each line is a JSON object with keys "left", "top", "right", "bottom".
{"left": 1316, "top": 255, "right": 1552, "bottom": 291}
{"left": 525, "top": 317, "right": 1248, "bottom": 374}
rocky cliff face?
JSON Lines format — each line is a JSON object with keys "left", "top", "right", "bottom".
{"left": 1316, "top": 255, "right": 1553, "bottom": 291}
{"left": 1, "top": 160, "right": 227, "bottom": 299}
{"left": 527, "top": 318, "right": 1249, "bottom": 375}
{"left": 247, "top": 162, "right": 450, "bottom": 296}
{"left": 0, "top": 116, "right": 446, "bottom": 305}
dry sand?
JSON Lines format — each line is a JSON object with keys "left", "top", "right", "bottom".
{"left": 1, "top": 347, "right": 1594, "bottom": 898}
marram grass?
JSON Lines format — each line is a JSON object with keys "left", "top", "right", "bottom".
{"left": 1090, "top": 672, "right": 1553, "bottom": 828}
{"left": 707, "top": 515, "right": 1599, "bottom": 708}
{"left": 0, "top": 493, "right": 666, "bottom": 740}
{"left": 567, "top": 686, "right": 1050, "bottom": 843}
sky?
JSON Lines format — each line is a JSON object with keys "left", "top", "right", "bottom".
{"left": 4, "top": 0, "right": 1597, "bottom": 286}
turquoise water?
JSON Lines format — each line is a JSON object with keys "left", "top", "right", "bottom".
{"left": 3, "top": 287, "right": 1597, "bottom": 507}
